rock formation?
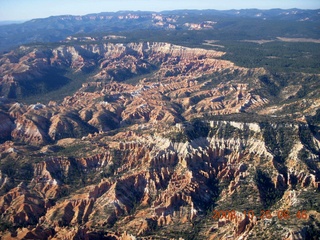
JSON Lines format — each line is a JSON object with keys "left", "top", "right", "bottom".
{"left": 0, "top": 42, "right": 319, "bottom": 239}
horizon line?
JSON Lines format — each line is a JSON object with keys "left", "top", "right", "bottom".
{"left": 1, "top": 7, "right": 319, "bottom": 22}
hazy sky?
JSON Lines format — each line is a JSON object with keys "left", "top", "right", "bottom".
{"left": 1, "top": 0, "right": 320, "bottom": 21}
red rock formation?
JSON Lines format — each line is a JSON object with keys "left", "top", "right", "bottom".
{"left": 0, "top": 42, "right": 319, "bottom": 239}
{"left": 0, "top": 184, "right": 46, "bottom": 226}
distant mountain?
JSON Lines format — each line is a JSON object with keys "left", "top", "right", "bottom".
{"left": 0, "top": 9, "right": 319, "bottom": 52}
{"left": 0, "top": 20, "right": 26, "bottom": 26}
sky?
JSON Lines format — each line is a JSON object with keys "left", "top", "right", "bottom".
{"left": 0, "top": 0, "right": 320, "bottom": 21}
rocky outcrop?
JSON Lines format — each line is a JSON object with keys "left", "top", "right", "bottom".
{"left": 11, "top": 113, "right": 50, "bottom": 145}
{"left": 1, "top": 226, "right": 54, "bottom": 240}
{"left": 0, "top": 42, "right": 225, "bottom": 98}
{"left": 0, "top": 171, "right": 9, "bottom": 193}
{"left": 0, "top": 41, "right": 320, "bottom": 239}
{"left": 0, "top": 118, "right": 319, "bottom": 238}
{"left": 2, "top": 41, "right": 317, "bottom": 146}
{"left": 0, "top": 184, "right": 46, "bottom": 226}
{"left": 49, "top": 112, "right": 97, "bottom": 141}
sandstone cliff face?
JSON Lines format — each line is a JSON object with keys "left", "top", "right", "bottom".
{"left": 1, "top": 42, "right": 317, "bottom": 146}
{"left": 0, "top": 184, "right": 46, "bottom": 226}
{"left": 0, "top": 42, "right": 270, "bottom": 145}
{"left": 11, "top": 113, "right": 50, "bottom": 145}
{"left": 0, "top": 119, "right": 319, "bottom": 239}
{"left": 0, "top": 42, "right": 225, "bottom": 98}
